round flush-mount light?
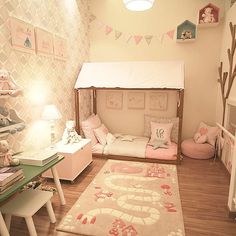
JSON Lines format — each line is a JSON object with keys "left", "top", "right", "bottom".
{"left": 123, "top": 0, "right": 155, "bottom": 11}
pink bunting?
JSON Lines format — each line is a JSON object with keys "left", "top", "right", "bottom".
{"left": 134, "top": 35, "right": 143, "bottom": 45}
{"left": 144, "top": 35, "right": 153, "bottom": 45}
{"left": 125, "top": 34, "right": 132, "bottom": 43}
{"left": 166, "top": 30, "right": 175, "bottom": 40}
{"left": 105, "top": 26, "right": 113, "bottom": 35}
{"left": 115, "top": 31, "right": 122, "bottom": 40}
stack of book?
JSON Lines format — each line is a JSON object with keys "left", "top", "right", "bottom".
{"left": 0, "top": 166, "right": 24, "bottom": 194}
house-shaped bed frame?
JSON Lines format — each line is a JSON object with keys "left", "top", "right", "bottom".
{"left": 74, "top": 61, "right": 185, "bottom": 164}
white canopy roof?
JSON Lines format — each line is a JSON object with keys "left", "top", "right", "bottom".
{"left": 75, "top": 61, "right": 185, "bottom": 89}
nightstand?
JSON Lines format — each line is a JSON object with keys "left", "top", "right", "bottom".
{"left": 42, "top": 139, "right": 92, "bottom": 182}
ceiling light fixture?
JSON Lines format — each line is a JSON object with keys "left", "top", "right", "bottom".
{"left": 123, "top": 0, "right": 155, "bottom": 11}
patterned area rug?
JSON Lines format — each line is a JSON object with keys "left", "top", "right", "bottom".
{"left": 57, "top": 160, "right": 185, "bottom": 236}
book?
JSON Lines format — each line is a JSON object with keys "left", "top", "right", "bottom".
{"left": 0, "top": 166, "right": 24, "bottom": 186}
{"left": 16, "top": 149, "right": 58, "bottom": 166}
{"left": 0, "top": 174, "right": 24, "bottom": 193}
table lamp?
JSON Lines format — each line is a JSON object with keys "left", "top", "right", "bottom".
{"left": 42, "top": 104, "right": 62, "bottom": 146}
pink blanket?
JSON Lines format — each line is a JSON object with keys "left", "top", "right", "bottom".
{"left": 145, "top": 142, "right": 177, "bottom": 160}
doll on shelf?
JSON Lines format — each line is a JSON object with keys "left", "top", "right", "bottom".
{"left": 62, "top": 120, "right": 81, "bottom": 145}
{"left": 0, "top": 69, "right": 22, "bottom": 97}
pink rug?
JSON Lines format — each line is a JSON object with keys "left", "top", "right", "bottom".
{"left": 57, "top": 159, "right": 185, "bottom": 236}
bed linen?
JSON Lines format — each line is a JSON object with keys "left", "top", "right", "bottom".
{"left": 145, "top": 142, "right": 177, "bottom": 160}
{"left": 103, "top": 136, "right": 149, "bottom": 158}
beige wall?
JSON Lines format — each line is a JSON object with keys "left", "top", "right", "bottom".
{"left": 0, "top": 0, "right": 89, "bottom": 151}
{"left": 216, "top": 3, "right": 236, "bottom": 126}
{"left": 89, "top": 0, "right": 227, "bottom": 139}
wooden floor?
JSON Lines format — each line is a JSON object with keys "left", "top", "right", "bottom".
{"left": 9, "top": 156, "right": 236, "bottom": 236}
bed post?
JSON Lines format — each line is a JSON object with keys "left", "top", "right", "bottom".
{"left": 177, "top": 89, "right": 184, "bottom": 164}
{"left": 93, "top": 88, "right": 97, "bottom": 114}
{"left": 75, "top": 88, "right": 80, "bottom": 134}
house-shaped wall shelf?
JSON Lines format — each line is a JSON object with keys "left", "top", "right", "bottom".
{"left": 176, "top": 20, "right": 196, "bottom": 43}
{"left": 198, "top": 3, "right": 220, "bottom": 27}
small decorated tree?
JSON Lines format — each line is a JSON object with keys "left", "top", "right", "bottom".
{"left": 218, "top": 22, "right": 236, "bottom": 126}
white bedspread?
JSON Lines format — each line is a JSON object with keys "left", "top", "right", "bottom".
{"left": 103, "top": 135, "right": 149, "bottom": 158}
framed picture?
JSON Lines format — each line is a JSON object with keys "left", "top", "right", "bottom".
{"left": 54, "top": 35, "right": 67, "bottom": 60}
{"left": 127, "top": 92, "right": 145, "bottom": 109}
{"left": 35, "top": 28, "right": 54, "bottom": 56}
{"left": 10, "top": 17, "right": 35, "bottom": 53}
{"left": 106, "top": 91, "right": 123, "bottom": 109}
{"left": 149, "top": 92, "right": 168, "bottom": 110}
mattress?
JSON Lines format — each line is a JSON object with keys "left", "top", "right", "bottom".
{"left": 103, "top": 136, "right": 149, "bottom": 158}
{"left": 145, "top": 142, "right": 177, "bottom": 160}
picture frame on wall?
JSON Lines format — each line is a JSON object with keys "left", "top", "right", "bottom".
{"left": 149, "top": 92, "right": 168, "bottom": 111}
{"left": 10, "top": 17, "right": 35, "bottom": 53}
{"left": 54, "top": 35, "right": 67, "bottom": 60}
{"left": 127, "top": 92, "right": 145, "bottom": 109}
{"left": 106, "top": 91, "right": 123, "bottom": 109}
{"left": 35, "top": 27, "right": 54, "bottom": 56}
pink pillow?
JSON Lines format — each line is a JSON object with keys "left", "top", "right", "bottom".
{"left": 81, "top": 114, "right": 101, "bottom": 146}
{"left": 150, "top": 122, "right": 173, "bottom": 146}
{"left": 94, "top": 124, "right": 109, "bottom": 145}
{"left": 193, "top": 122, "right": 219, "bottom": 146}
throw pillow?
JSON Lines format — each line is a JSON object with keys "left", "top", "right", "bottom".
{"left": 150, "top": 122, "right": 173, "bottom": 146}
{"left": 106, "top": 133, "right": 116, "bottom": 145}
{"left": 193, "top": 122, "right": 219, "bottom": 146}
{"left": 81, "top": 114, "right": 102, "bottom": 146}
{"left": 144, "top": 115, "right": 179, "bottom": 143}
{"left": 94, "top": 124, "right": 109, "bottom": 146}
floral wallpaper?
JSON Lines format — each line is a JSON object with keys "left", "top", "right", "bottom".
{"left": 0, "top": 0, "right": 90, "bottom": 151}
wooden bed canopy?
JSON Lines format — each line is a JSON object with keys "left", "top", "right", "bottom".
{"left": 74, "top": 61, "right": 185, "bottom": 164}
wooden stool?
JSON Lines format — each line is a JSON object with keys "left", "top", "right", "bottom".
{"left": 0, "top": 189, "right": 56, "bottom": 236}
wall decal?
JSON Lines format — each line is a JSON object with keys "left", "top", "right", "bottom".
{"left": 54, "top": 35, "right": 67, "bottom": 60}
{"left": 10, "top": 17, "right": 35, "bottom": 54}
{"left": 35, "top": 27, "right": 54, "bottom": 56}
{"left": 106, "top": 91, "right": 123, "bottom": 109}
{"left": 127, "top": 92, "right": 145, "bottom": 109}
{"left": 149, "top": 92, "right": 168, "bottom": 111}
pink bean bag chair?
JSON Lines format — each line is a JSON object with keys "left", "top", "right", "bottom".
{"left": 181, "top": 138, "right": 215, "bottom": 159}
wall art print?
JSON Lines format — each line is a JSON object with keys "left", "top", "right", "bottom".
{"left": 149, "top": 92, "right": 168, "bottom": 111}
{"left": 127, "top": 92, "right": 145, "bottom": 109}
{"left": 10, "top": 17, "right": 35, "bottom": 53}
{"left": 54, "top": 35, "right": 67, "bottom": 60}
{"left": 106, "top": 91, "right": 123, "bottom": 109}
{"left": 35, "top": 27, "right": 54, "bottom": 56}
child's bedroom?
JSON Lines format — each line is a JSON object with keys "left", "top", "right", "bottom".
{"left": 0, "top": 0, "right": 236, "bottom": 235}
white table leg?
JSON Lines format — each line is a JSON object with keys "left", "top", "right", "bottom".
{"left": 51, "top": 166, "right": 66, "bottom": 205}
{"left": 0, "top": 211, "right": 10, "bottom": 236}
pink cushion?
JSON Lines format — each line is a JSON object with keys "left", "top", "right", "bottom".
{"left": 94, "top": 124, "right": 109, "bottom": 145}
{"left": 150, "top": 122, "right": 173, "bottom": 146}
{"left": 81, "top": 114, "right": 101, "bottom": 146}
{"left": 181, "top": 138, "right": 215, "bottom": 159}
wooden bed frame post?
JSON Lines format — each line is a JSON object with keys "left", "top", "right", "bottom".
{"left": 177, "top": 89, "right": 184, "bottom": 164}
{"left": 93, "top": 88, "right": 97, "bottom": 114}
{"left": 74, "top": 89, "right": 80, "bottom": 134}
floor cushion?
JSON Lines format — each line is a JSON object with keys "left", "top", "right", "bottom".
{"left": 181, "top": 138, "right": 215, "bottom": 159}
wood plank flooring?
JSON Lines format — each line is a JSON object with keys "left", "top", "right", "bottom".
{"left": 9, "top": 157, "right": 236, "bottom": 236}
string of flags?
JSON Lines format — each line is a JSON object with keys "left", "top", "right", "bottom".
{"left": 89, "top": 14, "right": 175, "bottom": 45}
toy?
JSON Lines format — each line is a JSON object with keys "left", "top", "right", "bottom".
{"left": 62, "top": 120, "right": 81, "bottom": 144}
{"left": 0, "top": 106, "right": 25, "bottom": 134}
{"left": 0, "top": 140, "right": 20, "bottom": 167}
{"left": 181, "top": 30, "right": 192, "bottom": 40}
{"left": 200, "top": 7, "right": 215, "bottom": 24}
{"left": 0, "top": 69, "right": 22, "bottom": 97}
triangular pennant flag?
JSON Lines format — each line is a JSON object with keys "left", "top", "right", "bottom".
{"left": 166, "top": 30, "right": 175, "bottom": 40}
{"left": 105, "top": 25, "right": 113, "bottom": 35}
{"left": 89, "top": 14, "right": 96, "bottom": 23}
{"left": 157, "top": 34, "right": 164, "bottom": 43}
{"left": 134, "top": 35, "right": 143, "bottom": 45}
{"left": 115, "top": 31, "right": 122, "bottom": 40}
{"left": 95, "top": 20, "right": 104, "bottom": 30}
{"left": 125, "top": 34, "right": 132, "bottom": 43}
{"left": 144, "top": 35, "right": 153, "bottom": 45}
